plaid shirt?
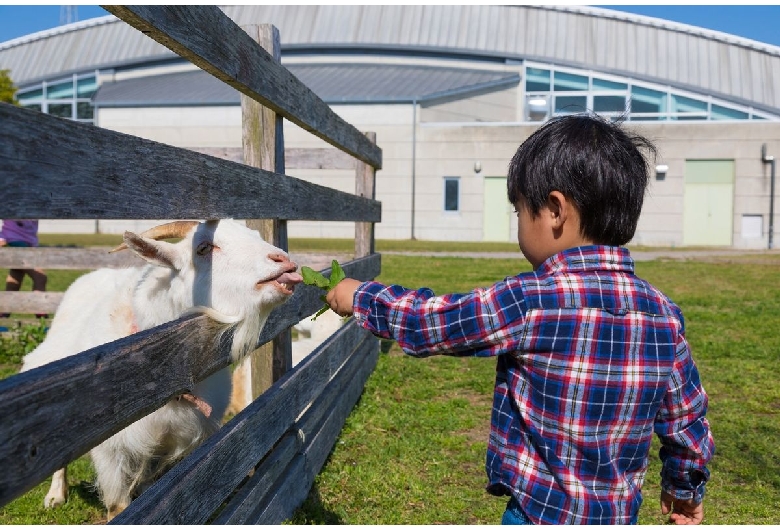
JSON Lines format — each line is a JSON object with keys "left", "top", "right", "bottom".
{"left": 353, "top": 245, "right": 714, "bottom": 525}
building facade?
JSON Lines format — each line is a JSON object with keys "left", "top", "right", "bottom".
{"left": 2, "top": 5, "right": 779, "bottom": 248}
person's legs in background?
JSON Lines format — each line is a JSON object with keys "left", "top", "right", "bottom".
{"left": 0, "top": 268, "right": 25, "bottom": 318}
{"left": 2, "top": 267, "right": 48, "bottom": 318}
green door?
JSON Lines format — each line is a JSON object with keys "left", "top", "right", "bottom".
{"left": 483, "top": 176, "right": 512, "bottom": 242}
{"left": 683, "top": 160, "right": 734, "bottom": 246}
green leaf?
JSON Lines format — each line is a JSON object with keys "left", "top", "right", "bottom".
{"left": 328, "top": 259, "right": 346, "bottom": 290}
{"left": 301, "top": 266, "right": 330, "bottom": 289}
{"left": 302, "top": 261, "right": 346, "bottom": 320}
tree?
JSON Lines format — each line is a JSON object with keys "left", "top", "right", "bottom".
{"left": 0, "top": 69, "right": 19, "bottom": 105}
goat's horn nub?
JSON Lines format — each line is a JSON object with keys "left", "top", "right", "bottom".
{"left": 109, "top": 220, "right": 201, "bottom": 253}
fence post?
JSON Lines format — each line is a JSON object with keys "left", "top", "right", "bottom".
{"left": 355, "top": 132, "right": 377, "bottom": 259}
{"left": 231, "top": 23, "right": 291, "bottom": 413}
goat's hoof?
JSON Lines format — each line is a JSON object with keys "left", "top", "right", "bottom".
{"left": 44, "top": 495, "right": 66, "bottom": 508}
{"left": 107, "top": 503, "right": 128, "bottom": 521}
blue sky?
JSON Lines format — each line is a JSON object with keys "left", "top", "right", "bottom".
{"left": 0, "top": 5, "right": 779, "bottom": 47}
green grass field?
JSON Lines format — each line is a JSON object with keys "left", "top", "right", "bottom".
{"left": 2, "top": 238, "right": 779, "bottom": 524}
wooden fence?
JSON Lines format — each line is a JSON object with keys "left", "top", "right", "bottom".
{"left": 0, "top": 5, "right": 382, "bottom": 524}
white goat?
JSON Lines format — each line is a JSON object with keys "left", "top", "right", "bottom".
{"left": 20, "top": 219, "right": 302, "bottom": 520}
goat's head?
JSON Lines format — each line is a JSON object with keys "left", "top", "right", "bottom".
{"left": 112, "top": 219, "right": 303, "bottom": 359}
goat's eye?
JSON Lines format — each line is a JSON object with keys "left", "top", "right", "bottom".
{"left": 196, "top": 242, "right": 213, "bottom": 256}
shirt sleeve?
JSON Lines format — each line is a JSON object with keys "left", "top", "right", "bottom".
{"left": 654, "top": 331, "right": 715, "bottom": 504}
{"left": 352, "top": 279, "right": 526, "bottom": 358}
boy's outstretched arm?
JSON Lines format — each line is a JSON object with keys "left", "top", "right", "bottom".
{"left": 325, "top": 278, "right": 361, "bottom": 316}
{"left": 661, "top": 491, "right": 703, "bottom": 525}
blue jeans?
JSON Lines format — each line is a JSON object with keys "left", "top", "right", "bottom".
{"left": 502, "top": 496, "right": 533, "bottom": 525}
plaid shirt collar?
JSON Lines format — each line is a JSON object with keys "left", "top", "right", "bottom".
{"left": 538, "top": 245, "right": 635, "bottom": 275}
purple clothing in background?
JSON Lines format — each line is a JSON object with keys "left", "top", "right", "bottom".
{"left": 0, "top": 220, "right": 39, "bottom": 247}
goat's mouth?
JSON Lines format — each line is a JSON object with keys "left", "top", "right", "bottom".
{"left": 257, "top": 266, "right": 303, "bottom": 295}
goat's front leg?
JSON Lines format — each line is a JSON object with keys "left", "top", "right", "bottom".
{"left": 43, "top": 467, "right": 68, "bottom": 508}
{"left": 107, "top": 502, "right": 129, "bottom": 522}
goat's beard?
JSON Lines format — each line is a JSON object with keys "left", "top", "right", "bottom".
{"left": 187, "top": 306, "right": 269, "bottom": 363}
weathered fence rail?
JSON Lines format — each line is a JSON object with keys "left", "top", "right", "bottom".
{"left": 0, "top": 4, "right": 382, "bottom": 524}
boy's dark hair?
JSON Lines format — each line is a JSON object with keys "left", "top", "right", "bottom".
{"left": 507, "top": 113, "right": 657, "bottom": 246}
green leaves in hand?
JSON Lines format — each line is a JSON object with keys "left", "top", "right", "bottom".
{"left": 301, "top": 260, "right": 346, "bottom": 320}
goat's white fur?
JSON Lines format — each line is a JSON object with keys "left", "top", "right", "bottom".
{"left": 21, "top": 220, "right": 301, "bottom": 520}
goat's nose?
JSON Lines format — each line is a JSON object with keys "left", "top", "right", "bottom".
{"left": 269, "top": 253, "right": 290, "bottom": 264}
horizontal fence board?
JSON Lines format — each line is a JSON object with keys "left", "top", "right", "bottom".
{"left": 0, "top": 247, "right": 143, "bottom": 270}
{"left": 103, "top": 6, "right": 382, "bottom": 170}
{"left": 0, "top": 254, "right": 378, "bottom": 507}
{"left": 217, "top": 331, "right": 376, "bottom": 524}
{"left": 0, "top": 247, "right": 350, "bottom": 271}
{"left": 191, "top": 147, "right": 358, "bottom": 170}
{"left": 0, "top": 314, "right": 229, "bottom": 508}
{"left": 0, "top": 291, "right": 63, "bottom": 315}
{"left": 0, "top": 104, "right": 380, "bottom": 222}
{"left": 0, "top": 253, "right": 378, "bottom": 321}
{"left": 249, "top": 334, "right": 379, "bottom": 524}
{"left": 257, "top": 254, "right": 380, "bottom": 345}
{"left": 211, "top": 432, "right": 301, "bottom": 524}
{"left": 285, "top": 148, "right": 358, "bottom": 170}
{"left": 111, "top": 320, "right": 372, "bottom": 524}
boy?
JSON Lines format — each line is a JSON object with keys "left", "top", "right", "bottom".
{"left": 325, "top": 114, "right": 714, "bottom": 525}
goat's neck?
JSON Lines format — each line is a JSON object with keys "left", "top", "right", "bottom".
{"left": 131, "top": 265, "right": 195, "bottom": 331}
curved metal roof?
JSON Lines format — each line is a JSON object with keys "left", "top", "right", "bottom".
{"left": 92, "top": 64, "right": 520, "bottom": 107}
{"left": 2, "top": 5, "right": 779, "bottom": 112}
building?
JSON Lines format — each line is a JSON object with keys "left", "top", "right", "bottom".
{"left": 2, "top": 5, "right": 779, "bottom": 248}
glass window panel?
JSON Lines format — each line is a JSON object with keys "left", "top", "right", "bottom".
{"left": 752, "top": 115, "right": 767, "bottom": 120}
{"left": 592, "top": 78, "right": 627, "bottom": 91}
{"left": 23, "top": 103, "right": 42, "bottom": 112}
{"left": 630, "top": 86, "right": 666, "bottom": 114}
{"left": 77, "top": 102, "right": 94, "bottom": 119}
{"left": 553, "top": 71, "right": 588, "bottom": 91}
{"left": 46, "top": 80, "right": 74, "bottom": 100}
{"left": 525, "top": 68, "right": 550, "bottom": 92}
{"left": 593, "top": 95, "right": 626, "bottom": 113}
{"left": 526, "top": 94, "right": 549, "bottom": 121}
{"left": 671, "top": 94, "right": 707, "bottom": 114}
{"left": 711, "top": 104, "right": 749, "bottom": 120}
{"left": 444, "top": 178, "right": 459, "bottom": 212}
{"left": 554, "top": 95, "right": 587, "bottom": 114}
{"left": 48, "top": 103, "right": 73, "bottom": 118}
{"left": 17, "top": 87, "right": 43, "bottom": 101}
{"left": 76, "top": 76, "right": 98, "bottom": 97}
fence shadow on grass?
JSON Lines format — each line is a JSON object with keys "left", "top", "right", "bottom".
{"left": 290, "top": 484, "right": 344, "bottom": 524}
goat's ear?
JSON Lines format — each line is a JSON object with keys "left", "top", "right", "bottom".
{"left": 122, "top": 231, "right": 184, "bottom": 270}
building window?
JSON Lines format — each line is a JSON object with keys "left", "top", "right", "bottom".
{"left": 526, "top": 68, "right": 551, "bottom": 92}
{"left": 711, "top": 104, "right": 749, "bottom": 121}
{"left": 523, "top": 63, "right": 777, "bottom": 122}
{"left": 444, "top": 177, "right": 460, "bottom": 212}
{"left": 555, "top": 95, "right": 587, "bottom": 114}
{"left": 16, "top": 72, "right": 98, "bottom": 124}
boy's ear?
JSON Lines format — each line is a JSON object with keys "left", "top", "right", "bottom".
{"left": 546, "top": 191, "right": 569, "bottom": 229}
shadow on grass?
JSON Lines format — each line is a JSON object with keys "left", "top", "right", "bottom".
{"left": 70, "top": 480, "right": 103, "bottom": 510}
{"left": 290, "top": 484, "right": 344, "bottom": 524}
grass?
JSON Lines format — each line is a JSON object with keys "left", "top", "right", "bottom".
{"left": 2, "top": 238, "right": 780, "bottom": 524}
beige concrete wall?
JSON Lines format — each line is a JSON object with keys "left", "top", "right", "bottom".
{"left": 632, "top": 121, "right": 780, "bottom": 249}
{"left": 96, "top": 106, "right": 243, "bottom": 147}
{"left": 91, "top": 103, "right": 780, "bottom": 249}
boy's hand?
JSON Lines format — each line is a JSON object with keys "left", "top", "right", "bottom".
{"left": 325, "top": 278, "right": 361, "bottom": 317}
{"left": 661, "top": 491, "right": 703, "bottom": 525}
